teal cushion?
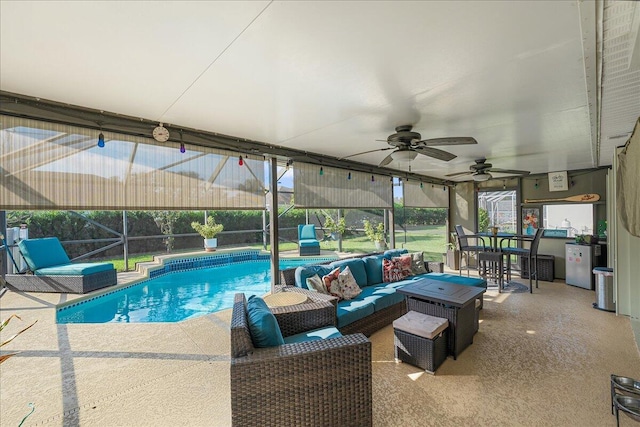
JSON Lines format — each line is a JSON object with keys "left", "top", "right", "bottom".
{"left": 357, "top": 285, "right": 405, "bottom": 311}
{"left": 384, "top": 248, "right": 409, "bottom": 259}
{"left": 362, "top": 255, "right": 385, "bottom": 285}
{"left": 299, "top": 224, "right": 317, "bottom": 240}
{"left": 246, "top": 296, "right": 285, "bottom": 348}
{"left": 35, "top": 262, "right": 114, "bottom": 276}
{"left": 328, "top": 258, "right": 367, "bottom": 287}
{"left": 18, "top": 237, "right": 70, "bottom": 270}
{"left": 283, "top": 327, "right": 342, "bottom": 344}
{"left": 426, "top": 273, "right": 487, "bottom": 288}
{"left": 336, "top": 299, "right": 375, "bottom": 328}
{"left": 299, "top": 239, "right": 320, "bottom": 247}
{"left": 295, "top": 265, "right": 332, "bottom": 289}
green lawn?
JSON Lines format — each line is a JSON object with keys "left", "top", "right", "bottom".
{"left": 105, "top": 225, "right": 447, "bottom": 272}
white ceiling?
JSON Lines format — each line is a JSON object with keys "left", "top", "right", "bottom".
{"left": 1, "top": 1, "right": 638, "bottom": 181}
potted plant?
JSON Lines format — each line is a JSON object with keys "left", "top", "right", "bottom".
{"left": 444, "top": 232, "right": 460, "bottom": 270}
{"left": 191, "top": 217, "right": 224, "bottom": 252}
{"left": 363, "top": 219, "right": 386, "bottom": 250}
{"left": 324, "top": 215, "right": 346, "bottom": 240}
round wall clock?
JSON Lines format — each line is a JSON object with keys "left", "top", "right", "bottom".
{"left": 152, "top": 124, "right": 170, "bottom": 142}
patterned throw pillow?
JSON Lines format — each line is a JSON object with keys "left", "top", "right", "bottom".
{"left": 382, "top": 258, "right": 406, "bottom": 283}
{"left": 394, "top": 255, "right": 414, "bottom": 277}
{"left": 322, "top": 267, "right": 342, "bottom": 299}
{"left": 337, "top": 266, "right": 362, "bottom": 300}
{"left": 409, "top": 252, "right": 428, "bottom": 275}
{"left": 306, "top": 274, "right": 328, "bottom": 294}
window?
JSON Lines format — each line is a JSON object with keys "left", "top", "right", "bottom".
{"left": 543, "top": 204, "right": 594, "bottom": 237}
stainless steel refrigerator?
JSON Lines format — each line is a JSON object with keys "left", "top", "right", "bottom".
{"left": 565, "top": 243, "right": 606, "bottom": 289}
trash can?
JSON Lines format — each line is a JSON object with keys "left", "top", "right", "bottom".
{"left": 592, "top": 267, "right": 615, "bottom": 312}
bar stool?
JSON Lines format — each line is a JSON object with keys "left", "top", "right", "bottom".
{"left": 478, "top": 251, "right": 505, "bottom": 292}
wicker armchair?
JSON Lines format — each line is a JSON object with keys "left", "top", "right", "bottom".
{"left": 230, "top": 293, "right": 372, "bottom": 427}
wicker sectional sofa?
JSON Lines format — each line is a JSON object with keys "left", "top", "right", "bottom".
{"left": 284, "top": 249, "right": 487, "bottom": 337}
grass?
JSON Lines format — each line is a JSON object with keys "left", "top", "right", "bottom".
{"left": 104, "top": 225, "right": 448, "bottom": 272}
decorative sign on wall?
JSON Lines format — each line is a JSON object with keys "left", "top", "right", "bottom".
{"left": 548, "top": 171, "right": 569, "bottom": 192}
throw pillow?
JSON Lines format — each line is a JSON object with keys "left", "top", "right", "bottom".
{"left": 246, "top": 295, "right": 285, "bottom": 348}
{"left": 337, "top": 266, "right": 362, "bottom": 300}
{"left": 395, "top": 255, "right": 414, "bottom": 277}
{"left": 382, "top": 258, "right": 406, "bottom": 283}
{"left": 322, "top": 267, "right": 342, "bottom": 299}
{"left": 409, "top": 252, "right": 428, "bottom": 275}
{"left": 306, "top": 274, "right": 328, "bottom": 294}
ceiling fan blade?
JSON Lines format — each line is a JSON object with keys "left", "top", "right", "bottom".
{"left": 417, "top": 137, "right": 478, "bottom": 146}
{"left": 413, "top": 146, "right": 457, "bottom": 161}
{"left": 340, "top": 146, "right": 394, "bottom": 160}
{"left": 490, "top": 168, "right": 530, "bottom": 175}
{"left": 378, "top": 153, "right": 394, "bottom": 167}
{"left": 445, "top": 170, "right": 473, "bottom": 177}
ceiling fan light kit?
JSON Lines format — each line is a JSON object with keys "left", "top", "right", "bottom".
{"left": 473, "top": 172, "right": 492, "bottom": 182}
{"left": 391, "top": 149, "right": 418, "bottom": 162}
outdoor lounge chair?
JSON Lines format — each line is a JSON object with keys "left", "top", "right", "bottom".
{"left": 5, "top": 237, "right": 117, "bottom": 293}
{"left": 298, "top": 224, "right": 321, "bottom": 256}
{"left": 230, "top": 292, "right": 372, "bottom": 426}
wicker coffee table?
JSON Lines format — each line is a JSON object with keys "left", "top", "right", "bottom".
{"left": 397, "top": 278, "right": 485, "bottom": 359}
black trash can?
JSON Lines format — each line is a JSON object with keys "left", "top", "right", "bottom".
{"left": 592, "top": 267, "right": 615, "bottom": 312}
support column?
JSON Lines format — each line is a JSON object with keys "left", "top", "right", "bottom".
{"left": 269, "top": 157, "right": 280, "bottom": 293}
{"left": 122, "top": 211, "right": 129, "bottom": 272}
{"left": 337, "top": 209, "right": 343, "bottom": 252}
{"left": 0, "top": 211, "right": 7, "bottom": 280}
{"left": 388, "top": 207, "right": 395, "bottom": 249}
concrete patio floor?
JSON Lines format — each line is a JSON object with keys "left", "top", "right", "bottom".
{"left": 1, "top": 260, "right": 639, "bottom": 426}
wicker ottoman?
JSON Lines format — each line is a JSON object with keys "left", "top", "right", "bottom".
{"left": 393, "top": 311, "right": 448, "bottom": 374}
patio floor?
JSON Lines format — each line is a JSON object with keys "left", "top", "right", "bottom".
{"left": 1, "top": 266, "right": 639, "bottom": 426}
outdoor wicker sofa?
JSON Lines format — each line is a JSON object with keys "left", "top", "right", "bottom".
{"left": 281, "top": 249, "right": 486, "bottom": 337}
{"left": 230, "top": 292, "right": 372, "bottom": 426}
{"left": 5, "top": 237, "right": 117, "bottom": 293}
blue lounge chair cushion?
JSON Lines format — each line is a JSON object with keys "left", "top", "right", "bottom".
{"left": 18, "top": 237, "right": 70, "bottom": 270}
{"left": 35, "top": 262, "right": 115, "bottom": 276}
{"left": 246, "top": 296, "right": 285, "bottom": 348}
{"left": 299, "top": 239, "right": 320, "bottom": 247}
{"left": 295, "top": 265, "right": 332, "bottom": 289}
{"left": 283, "top": 326, "right": 342, "bottom": 344}
{"left": 337, "top": 298, "right": 375, "bottom": 328}
{"left": 299, "top": 224, "right": 318, "bottom": 240}
{"left": 328, "top": 258, "right": 367, "bottom": 287}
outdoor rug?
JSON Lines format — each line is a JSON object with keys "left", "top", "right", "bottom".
{"left": 486, "top": 280, "right": 530, "bottom": 293}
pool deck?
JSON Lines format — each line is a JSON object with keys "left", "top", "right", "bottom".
{"left": 0, "top": 248, "right": 358, "bottom": 426}
{"left": 1, "top": 259, "right": 640, "bottom": 426}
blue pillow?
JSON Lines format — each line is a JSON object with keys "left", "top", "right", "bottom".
{"left": 363, "top": 255, "right": 385, "bottom": 285}
{"left": 384, "top": 248, "right": 408, "bottom": 259}
{"left": 295, "top": 265, "right": 332, "bottom": 288}
{"left": 246, "top": 296, "right": 284, "bottom": 348}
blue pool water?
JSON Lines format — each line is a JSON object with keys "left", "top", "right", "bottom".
{"left": 57, "top": 256, "right": 333, "bottom": 324}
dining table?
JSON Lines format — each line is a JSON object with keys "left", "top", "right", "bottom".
{"left": 476, "top": 230, "right": 516, "bottom": 252}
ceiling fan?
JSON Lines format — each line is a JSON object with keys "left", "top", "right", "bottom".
{"left": 445, "top": 158, "right": 530, "bottom": 181}
{"left": 342, "top": 125, "right": 477, "bottom": 167}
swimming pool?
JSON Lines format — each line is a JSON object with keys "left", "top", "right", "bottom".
{"left": 56, "top": 252, "right": 335, "bottom": 324}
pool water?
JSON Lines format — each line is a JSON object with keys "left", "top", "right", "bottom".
{"left": 57, "top": 258, "right": 330, "bottom": 324}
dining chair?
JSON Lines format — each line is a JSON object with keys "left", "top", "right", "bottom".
{"left": 454, "top": 225, "right": 487, "bottom": 277}
{"left": 500, "top": 228, "right": 544, "bottom": 293}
